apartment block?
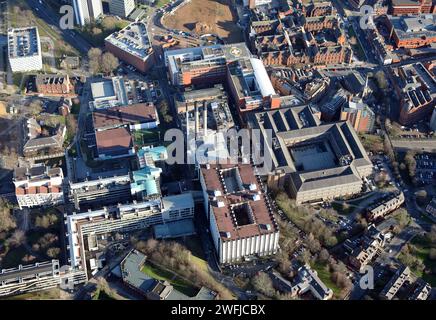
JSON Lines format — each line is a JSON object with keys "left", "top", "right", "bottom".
{"left": 199, "top": 163, "right": 280, "bottom": 264}
{"left": 109, "top": 0, "right": 136, "bottom": 18}
{"left": 387, "top": 14, "right": 436, "bottom": 49}
{"left": 366, "top": 192, "right": 405, "bottom": 221}
{"left": 73, "top": 0, "right": 103, "bottom": 26}
{"left": 66, "top": 194, "right": 195, "bottom": 279}
{"left": 380, "top": 265, "right": 411, "bottom": 300}
{"left": 13, "top": 165, "right": 64, "bottom": 209}
{"left": 7, "top": 27, "right": 42, "bottom": 73}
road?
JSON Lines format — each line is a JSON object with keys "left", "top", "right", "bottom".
{"left": 25, "top": 0, "right": 92, "bottom": 54}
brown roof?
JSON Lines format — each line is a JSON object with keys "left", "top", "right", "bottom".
{"left": 93, "top": 103, "right": 157, "bottom": 129}
{"left": 95, "top": 127, "right": 133, "bottom": 156}
{"left": 200, "top": 163, "right": 278, "bottom": 241}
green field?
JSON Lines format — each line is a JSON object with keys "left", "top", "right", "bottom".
{"left": 132, "top": 129, "right": 160, "bottom": 146}
{"left": 311, "top": 262, "right": 342, "bottom": 298}
{"left": 155, "top": 0, "right": 172, "bottom": 7}
{"left": 141, "top": 262, "right": 198, "bottom": 297}
{"left": 408, "top": 237, "right": 436, "bottom": 286}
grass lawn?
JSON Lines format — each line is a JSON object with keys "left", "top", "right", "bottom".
{"left": 156, "top": 0, "right": 172, "bottom": 7}
{"left": 92, "top": 289, "right": 116, "bottom": 300}
{"left": 358, "top": 134, "right": 384, "bottom": 154}
{"left": 6, "top": 288, "right": 61, "bottom": 300}
{"left": 132, "top": 129, "right": 160, "bottom": 146}
{"left": 311, "top": 262, "right": 342, "bottom": 298}
{"left": 141, "top": 262, "right": 199, "bottom": 297}
{"left": 409, "top": 238, "right": 436, "bottom": 286}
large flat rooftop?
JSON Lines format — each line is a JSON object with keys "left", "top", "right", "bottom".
{"left": 200, "top": 163, "right": 278, "bottom": 241}
{"left": 8, "top": 27, "right": 40, "bottom": 59}
{"left": 93, "top": 103, "right": 157, "bottom": 130}
{"left": 105, "top": 21, "right": 152, "bottom": 60}
{"left": 389, "top": 14, "right": 436, "bottom": 41}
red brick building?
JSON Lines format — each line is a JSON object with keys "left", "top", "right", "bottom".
{"left": 387, "top": 14, "right": 436, "bottom": 49}
{"left": 104, "top": 21, "right": 154, "bottom": 73}
{"left": 35, "top": 74, "right": 72, "bottom": 95}
{"left": 390, "top": 0, "right": 434, "bottom": 15}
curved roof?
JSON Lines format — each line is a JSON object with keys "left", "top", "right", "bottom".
{"left": 250, "top": 58, "right": 276, "bottom": 98}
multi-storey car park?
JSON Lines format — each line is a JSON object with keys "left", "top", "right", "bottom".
{"left": 105, "top": 21, "right": 154, "bottom": 73}
{"left": 248, "top": 106, "right": 373, "bottom": 205}
{"left": 13, "top": 165, "right": 64, "bottom": 209}
{"left": 7, "top": 27, "right": 42, "bottom": 73}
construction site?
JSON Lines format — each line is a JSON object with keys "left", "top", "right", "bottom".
{"left": 162, "top": 0, "right": 244, "bottom": 43}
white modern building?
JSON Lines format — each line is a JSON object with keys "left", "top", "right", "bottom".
{"left": 430, "top": 106, "right": 436, "bottom": 131}
{"left": 13, "top": 165, "right": 64, "bottom": 209}
{"left": 7, "top": 27, "right": 42, "bottom": 73}
{"left": 244, "top": 0, "right": 272, "bottom": 8}
{"left": 66, "top": 193, "right": 195, "bottom": 279}
{"left": 199, "top": 163, "right": 280, "bottom": 264}
{"left": 90, "top": 76, "right": 129, "bottom": 110}
{"left": 73, "top": 0, "right": 103, "bottom": 26}
{"left": 109, "top": 0, "right": 136, "bottom": 18}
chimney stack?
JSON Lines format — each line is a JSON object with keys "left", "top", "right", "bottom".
{"left": 185, "top": 102, "right": 190, "bottom": 140}
{"left": 203, "top": 100, "right": 207, "bottom": 137}
{"left": 195, "top": 101, "right": 199, "bottom": 139}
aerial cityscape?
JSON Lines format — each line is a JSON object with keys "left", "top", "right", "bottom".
{"left": 1, "top": 0, "right": 436, "bottom": 304}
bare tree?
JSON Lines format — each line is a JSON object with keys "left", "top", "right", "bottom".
{"left": 101, "top": 52, "right": 119, "bottom": 75}
{"left": 88, "top": 48, "right": 102, "bottom": 74}
{"left": 8, "top": 230, "right": 26, "bottom": 247}
{"left": 0, "top": 199, "right": 16, "bottom": 233}
{"left": 318, "top": 248, "right": 330, "bottom": 263}
{"left": 251, "top": 272, "right": 275, "bottom": 298}
{"left": 28, "top": 100, "right": 42, "bottom": 116}
{"left": 46, "top": 247, "right": 61, "bottom": 258}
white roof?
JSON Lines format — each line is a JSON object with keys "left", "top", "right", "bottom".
{"left": 250, "top": 58, "right": 276, "bottom": 98}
